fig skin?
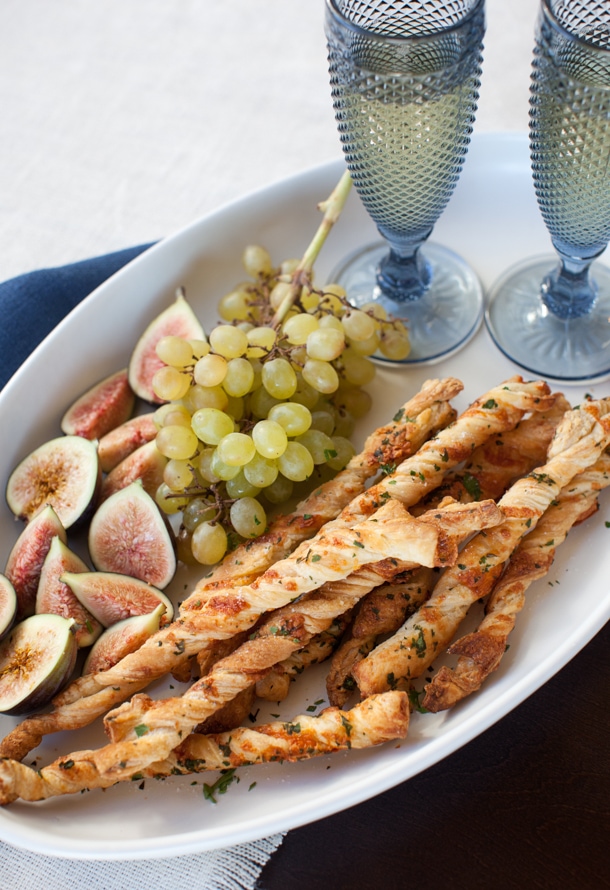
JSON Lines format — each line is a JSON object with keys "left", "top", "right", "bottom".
{"left": 82, "top": 603, "right": 165, "bottom": 674}
{"left": 36, "top": 537, "right": 103, "bottom": 648}
{"left": 4, "top": 504, "right": 67, "bottom": 620}
{"left": 61, "top": 369, "right": 136, "bottom": 441}
{"left": 100, "top": 440, "right": 167, "bottom": 502}
{"left": 88, "top": 481, "right": 176, "bottom": 589}
{"left": 62, "top": 571, "right": 174, "bottom": 627}
{"left": 98, "top": 413, "right": 158, "bottom": 473}
{"left": 0, "top": 575, "right": 17, "bottom": 642}
{"left": 128, "top": 291, "right": 205, "bottom": 403}
{"left": 6, "top": 436, "right": 101, "bottom": 530}
{"left": 0, "top": 614, "right": 77, "bottom": 715}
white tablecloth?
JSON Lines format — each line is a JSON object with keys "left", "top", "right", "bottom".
{"left": 0, "top": 0, "right": 538, "bottom": 886}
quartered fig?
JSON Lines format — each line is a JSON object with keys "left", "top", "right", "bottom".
{"left": 128, "top": 291, "right": 205, "bottom": 403}
{"left": 36, "top": 537, "right": 103, "bottom": 648}
{"left": 0, "top": 575, "right": 17, "bottom": 641}
{"left": 4, "top": 504, "right": 67, "bottom": 619}
{"left": 6, "top": 436, "right": 101, "bottom": 529}
{"left": 82, "top": 603, "right": 165, "bottom": 674}
{"left": 0, "top": 614, "right": 77, "bottom": 715}
{"left": 100, "top": 440, "right": 167, "bottom": 502}
{"left": 61, "top": 369, "right": 136, "bottom": 440}
{"left": 61, "top": 571, "right": 174, "bottom": 627}
{"left": 88, "top": 481, "right": 176, "bottom": 588}
{"left": 98, "top": 413, "right": 158, "bottom": 473}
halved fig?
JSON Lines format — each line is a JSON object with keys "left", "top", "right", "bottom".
{"left": 0, "top": 575, "right": 17, "bottom": 641}
{"left": 6, "top": 436, "right": 100, "bottom": 529}
{"left": 0, "top": 614, "right": 77, "bottom": 715}
{"left": 128, "top": 291, "right": 204, "bottom": 403}
{"left": 82, "top": 603, "right": 165, "bottom": 674}
{"left": 88, "top": 481, "right": 176, "bottom": 588}
{"left": 4, "top": 504, "right": 67, "bottom": 619}
{"left": 100, "top": 440, "right": 167, "bottom": 502}
{"left": 36, "top": 537, "right": 103, "bottom": 648}
{"left": 61, "top": 571, "right": 174, "bottom": 627}
{"left": 61, "top": 369, "right": 136, "bottom": 440}
{"left": 98, "top": 413, "right": 158, "bottom": 473}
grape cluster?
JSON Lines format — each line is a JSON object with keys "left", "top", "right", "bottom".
{"left": 151, "top": 245, "right": 410, "bottom": 566}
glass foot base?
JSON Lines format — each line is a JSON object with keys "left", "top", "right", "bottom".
{"left": 330, "top": 241, "right": 483, "bottom": 365}
{"left": 485, "top": 256, "right": 610, "bottom": 384}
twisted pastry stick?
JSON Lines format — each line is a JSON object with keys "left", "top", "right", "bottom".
{"left": 0, "top": 693, "right": 408, "bottom": 803}
{"left": 422, "top": 451, "right": 610, "bottom": 711}
{"left": 354, "top": 399, "right": 610, "bottom": 696}
{"left": 0, "top": 380, "right": 456, "bottom": 762}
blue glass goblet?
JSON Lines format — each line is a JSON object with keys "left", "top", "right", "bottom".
{"left": 325, "top": 0, "right": 486, "bottom": 364}
{"left": 486, "top": 0, "right": 610, "bottom": 383}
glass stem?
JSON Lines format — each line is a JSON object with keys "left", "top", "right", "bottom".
{"left": 541, "top": 251, "right": 600, "bottom": 320}
{"left": 375, "top": 230, "right": 433, "bottom": 303}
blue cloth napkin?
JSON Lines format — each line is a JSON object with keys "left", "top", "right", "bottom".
{"left": 0, "top": 244, "right": 153, "bottom": 390}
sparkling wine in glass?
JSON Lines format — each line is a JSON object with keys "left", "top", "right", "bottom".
{"left": 486, "top": 0, "right": 610, "bottom": 383}
{"left": 325, "top": 0, "right": 486, "bottom": 364}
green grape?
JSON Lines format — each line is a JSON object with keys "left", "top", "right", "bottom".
{"left": 243, "top": 452, "right": 279, "bottom": 488}
{"left": 252, "top": 419, "right": 288, "bottom": 459}
{"left": 156, "top": 424, "right": 198, "bottom": 460}
{"left": 152, "top": 366, "right": 191, "bottom": 401}
{"left": 379, "top": 326, "right": 411, "bottom": 361}
{"left": 342, "top": 350, "right": 376, "bottom": 386}
{"left": 300, "top": 287, "right": 320, "bottom": 312}
{"left": 347, "top": 331, "right": 380, "bottom": 357}
{"left": 155, "top": 483, "right": 189, "bottom": 515}
{"left": 333, "top": 407, "right": 355, "bottom": 439}
{"left": 337, "top": 385, "right": 373, "bottom": 419}
{"left": 326, "top": 436, "right": 356, "bottom": 471}
{"left": 216, "top": 431, "right": 257, "bottom": 467}
{"left": 341, "top": 309, "right": 377, "bottom": 342}
{"left": 243, "top": 244, "right": 273, "bottom": 278}
{"left": 263, "top": 474, "right": 294, "bottom": 504}
{"left": 218, "top": 288, "right": 251, "bottom": 322}
{"left": 310, "top": 409, "right": 335, "bottom": 436}
{"left": 269, "top": 280, "right": 292, "bottom": 311}
{"left": 246, "top": 326, "right": 277, "bottom": 358}
{"left": 197, "top": 447, "right": 222, "bottom": 483}
{"left": 225, "top": 394, "right": 245, "bottom": 421}
{"left": 189, "top": 339, "right": 210, "bottom": 359}
{"left": 261, "top": 358, "right": 298, "bottom": 399}
{"left": 185, "top": 383, "right": 229, "bottom": 412}
{"left": 230, "top": 497, "right": 267, "bottom": 538}
{"left": 223, "top": 357, "right": 255, "bottom": 398}
{"left": 182, "top": 498, "right": 217, "bottom": 532}
{"left": 209, "top": 324, "right": 248, "bottom": 359}
{"left": 360, "top": 300, "right": 388, "bottom": 320}
{"left": 267, "top": 402, "right": 312, "bottom": 436}
{"left": 305, "top": 328, "right": 345, "bottom": 362}
{"left": 191, "top": 521, "right": 228, "bottom": 565}
{"left": 210, "top": 448, "right": 241, "bottom": 481}
{"left": 191, "top": 407, "right": 234, "bottom": 445}
{"left": 277, "top": 442, "right": 315, "bottom": 482}
{"left": 318, "top": 314, "right": 344, "bottom": 333}
{"left": 283, "top": 313, "right": 319, "bottom": 345}
{"left": 163, "top": 458, "right": 195, "bottom": 491}
{"left": 302, "top": 359, "right": 339, "bottom": 394}
{"left": 291, "top": 374, "right": 319, "bottom": 410}
{"left": 225, "top": 471, "right": 261, "bottom": 500}
{"left": 155, "top": 335, "right": 195, "bottom": 368}
{"left": 194, "top": 353, "right": 228, "bottom": 387}
{"left": 249, "top": 385, "right": 282, "bottom": 419}
{"left": 154, "top": 403, "right": 192, "bottom": 429}
{"left": 295, "top": 429, "right": 336, "bottom": 465}
{"left": 280, "top": 257, "right": 300, "bottom": 276}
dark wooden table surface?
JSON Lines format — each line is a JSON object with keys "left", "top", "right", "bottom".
{"left": 258, "top": 621, "right": 609, "bottom": 890}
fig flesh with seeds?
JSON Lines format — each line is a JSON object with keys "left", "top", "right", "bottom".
{"left": 0, "top": 575, "right": 17, "bottom": 641}
{"left": 88, "top": 481, "right": 176, "bottom": 588}
{"left": 61, "top": 369, "right": 135, "bottom": 441}
{"left": 6, "top": 436, "right": 100, "bottom": 529}
{"left": 82, "top": 603, "right": 166, "bottom": 674}
{"left": 128, "top": 291, "right": 205, "bottom": 403}
{"left": 0, "top": 614, "right": 77, "bottom": 715}
{"left": 98, "top": 412, "right": 158, "bottom": 473}
{"left": 62, "top": 571, "right": 174, "bottom": 627}
{"left": 36, "top": 537, "right": 103, "bottom": 648}
{"left": 4, "top": 504, "right": 67, "bottom": 619}
{"left": 100, "top": 440, "right": 167, "bottom": 502}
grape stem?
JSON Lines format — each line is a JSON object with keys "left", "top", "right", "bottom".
{"left": 271, "top": 169, "right": 352, "bottom": 328}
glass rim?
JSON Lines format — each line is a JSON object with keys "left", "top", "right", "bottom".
{"left": 540, "top": 0, "right": 610, "bottom": 54}
{"left": 325, "top": 0, "right": 485, "bottom": 44}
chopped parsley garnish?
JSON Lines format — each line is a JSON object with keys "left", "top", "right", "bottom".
{"left": 134, "top": 724, "right": 149, "bottom": 737}
{"left": 203, "top": 769, "right": 237, "bottom": 803}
